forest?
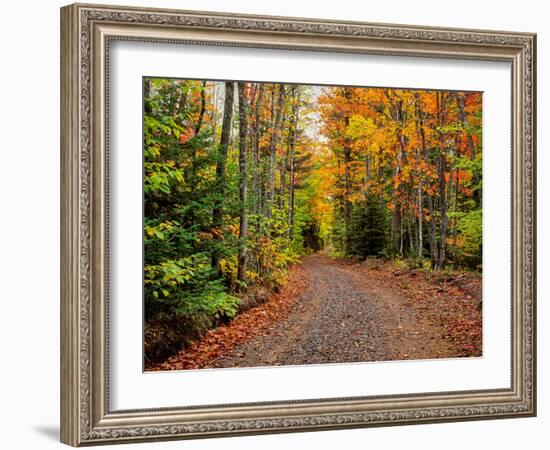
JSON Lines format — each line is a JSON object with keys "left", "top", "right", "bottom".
{"left": 144, "top": 78, "right": 482, "bottom": 366}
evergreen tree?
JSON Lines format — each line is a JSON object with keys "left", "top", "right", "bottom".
{"left": 348, "top": 195, "right": 388, "bottom": 259}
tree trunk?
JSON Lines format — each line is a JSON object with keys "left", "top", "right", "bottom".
{"left": 455, "top": 92, "right": 476, "bottom": 160}
{"left": 407, "top": 211, "right": 414, "bottom": 254}
{"left": 194, "top": 81, "right": 207, "bottom": 135}
{"left": 185, "top": 81, "right": 207, "bottom": 231}
{"left": 266, "top": 84, "right": 284, "bottom": 219}
{"left": 341, "top": 88, "right": 354, "bottom": 254}
{"left": 399, "top": 208, "right": 404, "bottom": 256}
{"left": 287, "top": 88, "right": 300, "bottom": 240}
{"left": 417, "top": 146, "right": 423, "bottom": 260}
{"left": 278, "top": 112, "right": 288, "bottom": 210}
{"left": 437, "top": 154, "right": 448, "bottom": 270}
{"left": 343, "top": 142, "right": 353, "bottom": 254}
{"left": 211, "top": 81, "right": 234, "bottom": 275}
{"left": 144, "top": 79, "right": 152, "bottom": 114}
{"left": 435, "top": 92, "right": 449, "bottom": 271}
{"left": 251, "top": 84, "right": 263, "bottom": 215}
{"left": 237, "top": 82, "right": 249, "bottom": 286}
{"left": 451, "top": 168, "right": 459, "bottom": 269}
{"left": 415, "top": 97, "right": 438, "bottom": 268}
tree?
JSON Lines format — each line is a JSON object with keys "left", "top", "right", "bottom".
{"left": 237, "top": 82, "right": 248, "bottom": 287}
{"left": 287, "top": 85, "right": 300, "bottom": 240}
{"left": 318, "top": 86, "right": 482, "bottom": 268}
{"left": 266, "top": 84, "right": 285, "bottom": 220}
{"left": 348, "top": 195, "right": 387, "bottom": 259}
{"left": 211, "top": 81, "right": 235, "bottom": 275}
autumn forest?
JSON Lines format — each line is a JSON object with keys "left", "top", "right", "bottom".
{"left": 144, "top": 78, "right": 483, "bottom": 370}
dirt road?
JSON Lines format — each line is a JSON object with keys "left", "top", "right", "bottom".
{"left": 205, "top": 255, "right": 454, "bottom": 368}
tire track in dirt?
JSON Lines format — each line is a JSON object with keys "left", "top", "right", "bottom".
{"left": 206, "top": 255, "right": 454, "bottom": 369}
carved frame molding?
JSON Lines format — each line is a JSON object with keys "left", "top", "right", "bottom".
{"left": 61, "top": 3, "right": 536, "bottom": 446}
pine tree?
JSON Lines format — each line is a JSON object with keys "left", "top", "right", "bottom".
{"left": 348, "top": 195, "right": 388, "bottom": 259}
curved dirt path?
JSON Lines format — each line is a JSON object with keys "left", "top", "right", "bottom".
{"left": 204, "top": 255, "right": 453, "bottom": 369}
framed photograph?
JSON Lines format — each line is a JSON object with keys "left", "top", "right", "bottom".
{"left": 60, "top": 3, "right": 536, "bottom": 446}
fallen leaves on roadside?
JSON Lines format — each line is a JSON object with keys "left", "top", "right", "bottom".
{"left": 349, "top": 260, "right": 482, "bottom": 358}
{"left": 147, "top": 264, "right": 310, "bottom": 371}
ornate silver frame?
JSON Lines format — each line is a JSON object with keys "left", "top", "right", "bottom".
{"left": 60, "top": 3, "right": 536, "bottom": 446}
